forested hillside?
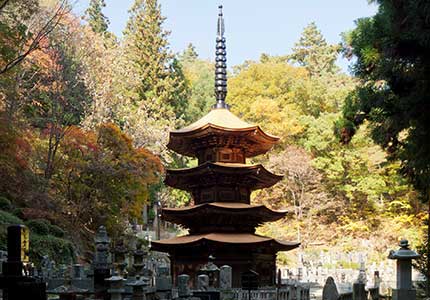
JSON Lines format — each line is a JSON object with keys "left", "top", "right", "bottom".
{"left": 0, "top": 0, "right": 425, "bottom": 266}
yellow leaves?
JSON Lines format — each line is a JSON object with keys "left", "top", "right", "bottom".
{"left": 228, "top": 61, "right": 308, "bottom": 141}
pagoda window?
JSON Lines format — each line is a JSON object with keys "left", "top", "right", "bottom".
{"left": 217, "top": 148, "right": 232, "bottom": 162}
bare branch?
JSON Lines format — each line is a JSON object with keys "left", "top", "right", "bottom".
{"left": 0, "top": 0, "right": 10, "bottom": 12}
{"left": 0, "top": 0, "right": 70, "bottom": 75}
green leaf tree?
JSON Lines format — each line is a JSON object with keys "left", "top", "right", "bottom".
{"left": 178, "top": 43, "right": 214, "bottom": 122}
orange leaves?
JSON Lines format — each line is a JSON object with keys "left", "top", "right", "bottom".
{"left": 54, "top": 122, "right": 163, "bottom": 232}
{"left": 62, "top": 126, "right": 98, "bottom": 156}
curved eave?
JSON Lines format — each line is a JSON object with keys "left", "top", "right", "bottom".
{"left": 167, "top": 125, "right": 279, "bottom": 158}
{"left": 162, "top": 202, "right": 287, "bottom": 226}
{"left": 165, "top": 162, "right": 282, "bottom": 191}
{"left": 151, "top": 233, "right": 299, "bottom": 253}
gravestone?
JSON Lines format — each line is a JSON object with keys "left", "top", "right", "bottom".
{"left": 72, "top": 264, "right": 84, "bottom": 279}
{"left": 0, "top": 225, "right": 46, "bottom": 300}
{"left": 219, "top": 265, "right": 232, "bottom": 289}
{"left": 353, "top": 261, "right": 367, "bottom": 300}
{"left": 156, "top": 266, "right": 172, "bottom": 291}
{"left": 93, "top": 225, "right": 111, "bottom": 300}
{"left": 322, "top": 277, "right": 339, "bottom": 300}
{"left": 178, "top": 274, "right": 191, "bottom": 297}
{"left": 197, "top": 274, "right": 209, "bottom": 290}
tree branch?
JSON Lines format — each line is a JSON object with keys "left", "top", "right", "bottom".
{"left": 0, "top": 0, "right": 69, "bottom": 75}
{"left": 0, "top": 0, "right": 10, "bottom": 12}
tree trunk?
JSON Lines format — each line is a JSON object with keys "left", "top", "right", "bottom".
{"left": 427, "top": 194, "right": 429, "bottom": 297}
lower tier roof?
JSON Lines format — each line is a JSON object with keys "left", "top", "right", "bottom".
{"left": 150, "top": 233, "right": 299, "bottom": 253}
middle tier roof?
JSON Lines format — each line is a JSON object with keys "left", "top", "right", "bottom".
{"left": 162, "top": 202, "right": 287, "bottom": 233}
{"left": 164, "top": 161, "right": 283, "bottom": 191}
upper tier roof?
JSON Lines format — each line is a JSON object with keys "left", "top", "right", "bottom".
{"left": 167, "top": 108, "right": 279, "bottom": 158}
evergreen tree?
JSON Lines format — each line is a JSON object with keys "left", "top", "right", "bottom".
{"left": 85, "top": 0, "right": 110, "bottom": 35}
{"left": 338, "top": 0, "right": 430, "bottom": 293}
{"left": 178, "top": 43, "right": 198, "bottom": 64}
{"left": 123, "top": 0, "right": 188, "bottom": 121}
{"left": 290, "top": 22, "right": 340, "bottom": 76}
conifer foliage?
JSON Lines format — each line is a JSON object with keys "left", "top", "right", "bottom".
{"left": 123, "top": 0, "right": 188, "bottom": 122}
{"left": 85, "top": 0, "right": 110, "bottom": 34}
{"left": 289, "top": 22, "right": 340, "bottom": 76}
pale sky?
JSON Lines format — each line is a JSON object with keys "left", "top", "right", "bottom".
{"left": 74, "top": 0, "right": 378, "bottom": 72}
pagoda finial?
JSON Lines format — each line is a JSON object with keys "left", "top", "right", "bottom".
{"left": 213, "top": 5, "right": 229, "bottom": 109}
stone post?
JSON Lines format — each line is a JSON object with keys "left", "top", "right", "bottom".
{"left": 178, "top": 274, "right": 191, "bottom": 298}
{"left": 388, "top": 239, "right": 420, "bottom": 300}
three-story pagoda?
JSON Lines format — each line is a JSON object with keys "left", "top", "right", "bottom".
{"left": 151, "top": 6, "right": 299, "bottom": 287}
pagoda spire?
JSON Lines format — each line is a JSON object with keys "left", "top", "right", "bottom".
{"left": 213, "top": 5, "right": 229, "bottom": 109}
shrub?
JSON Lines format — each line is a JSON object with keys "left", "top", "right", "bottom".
{"left": 25, "top": 219, "right": 50, "bottom": 235}
{"left": 0, "top": 210, "right": 24, "bottom": 251}
{"left": 12, "top": 208, "right": 24, "bottom": 219}
{"left": 0, "top": 197, "right": 12, "bottom": 211}
{"left": 30, "top": 234, "right": 75, "bottom": 266}
{"left": 49, "top": 224, "right": 65, "bottom": 238}
{"left": 0, "top": 210, "right": 23, "bottom": 225}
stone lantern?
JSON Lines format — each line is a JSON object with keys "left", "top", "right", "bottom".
{"left": 388, "top": 239, "right": 420, "bottom": 300}
{"left": 105, "top": 273, "right": 125, "bottom": 300}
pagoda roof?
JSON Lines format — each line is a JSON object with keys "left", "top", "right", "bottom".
{"left": 162, "top": 202, "right": 287, "bottom": 229}
{"left": 167, "top": 108, "right": 279, "bottom": 158}
{"left": 165, "top": 162, "right": 282, "bottom": 191}
{"left": 151, "top": 233, "right": 299, "bottom": 253}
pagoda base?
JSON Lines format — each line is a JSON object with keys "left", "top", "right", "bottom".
{"left": 161, "top": 244, "right": 281, "bottom": 288}
{"left": 152, "top": 233, "right": 299, "bottom": 288}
